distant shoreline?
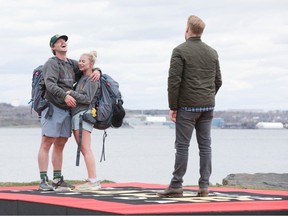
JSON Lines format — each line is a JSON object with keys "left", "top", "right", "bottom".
{"left": 0, "top": 103, "right": 288, "bottom": 129}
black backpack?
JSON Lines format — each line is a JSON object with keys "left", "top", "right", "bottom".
{"left": 28, "top": 65, "right": 48, "bottom": 118}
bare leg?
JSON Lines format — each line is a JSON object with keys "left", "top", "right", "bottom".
{"left": 52, "top": 137, "right": 68, "bottom": 171}
{"left": 38, "top": 136, "right": 55, "bottom": 172}
{"left": 73, "top": 130, "right": 96, "bottom": 179}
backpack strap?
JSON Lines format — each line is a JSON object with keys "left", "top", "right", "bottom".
{"left": 76, "top": 114, "right": 83, "bottom": 166}
{"left": 44, "top": 103, "right": 53, "bottom": 119}
{"left": 28, "top": 99, "right": 33, "bottom": 114}
{"left": 100, "top": 130, "right": 107, "bottom": 162}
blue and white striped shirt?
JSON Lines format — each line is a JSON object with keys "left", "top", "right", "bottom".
{"left": 181, "top": 106, "right": 214, "bottom": 112}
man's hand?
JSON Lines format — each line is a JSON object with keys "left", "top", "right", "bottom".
{"left": 90, "top": 69, "right": 101, "bottom": 81}
{"left": 169, "top": 110, "right": 177, "bottom": 122}
{"left": 65, "top": 94, "right": 76, "bottom": 107}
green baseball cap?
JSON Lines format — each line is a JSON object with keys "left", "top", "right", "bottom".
{"left": 49, "top": 34, "right": 68, "bottom": 47}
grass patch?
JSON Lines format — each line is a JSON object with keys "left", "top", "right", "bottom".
{"left": 1, "top": 181, "right": 284, "bottom": 191}
{"left": 0, "top": 179, "right": 115, "bottom": 187}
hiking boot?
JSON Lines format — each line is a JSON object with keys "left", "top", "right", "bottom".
{"left": 157, "top": 186, "right": 183, "bottom": 197}
{"left": 75, "top": 180, "right": 101, "bottom": 191}
{"left": 39, "top": 176, "right": 53, "bottom": 191}
{"left": 52, "top": 176, "right": 75, "bottom": 192}
{"left": 196, "top": 189, "right": 209, "bottom": 197}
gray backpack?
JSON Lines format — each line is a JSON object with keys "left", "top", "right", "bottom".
{"left": 94, "top": 74, "right": 125, "bottom": 129}
{"left": 81, "top": 74, "right": 125, "bottom": 130}
{"left": 76, "top": 74, "right": 125, "bottom": 165}
{"left": 28, "top": 65, "right": 48, "bottom": 118}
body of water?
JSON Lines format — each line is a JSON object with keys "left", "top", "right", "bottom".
{"left": 0, "top": 127, "right": 287, "bottom": 186}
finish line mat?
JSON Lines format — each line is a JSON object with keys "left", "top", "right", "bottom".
{"left": 0, "top": 182, "right": 287, "bottom": 215}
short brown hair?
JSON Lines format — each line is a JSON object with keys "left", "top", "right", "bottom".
{"left": 187, "top": 15, "right": 205, "bottom": 35}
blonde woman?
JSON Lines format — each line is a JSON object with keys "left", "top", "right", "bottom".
{"left": 67, "top": 51, "right": 101, "bottom": 190}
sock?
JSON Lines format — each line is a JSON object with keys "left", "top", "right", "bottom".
{"left": 88, "top": 178, "right": 97, "bottom": 183}
{"left": 53, "top": 170, "right": 62, "bottom": 180}
{"left": 40, "top": 171, "right": 47, "bottom": 180}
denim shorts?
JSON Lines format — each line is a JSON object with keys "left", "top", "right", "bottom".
{"left": 41, "top": 103, "right": 71, "bottom": 138}
{"left": 72, "top": 110, "right": 94, "bottom": 133}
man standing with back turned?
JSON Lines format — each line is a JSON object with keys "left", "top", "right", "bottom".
{"left": 158, "top": 15, "right": 222, "bottom": 197}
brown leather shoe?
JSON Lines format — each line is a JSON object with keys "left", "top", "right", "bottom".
{"left": 196, "top": 189, "right": 209, "bottom": 197}
{"left": 157, "top": 186, "right": 183, "bottom": 197}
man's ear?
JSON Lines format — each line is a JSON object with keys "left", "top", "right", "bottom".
{"left": 185, "top": 26, "right": 189, "bottom": 40}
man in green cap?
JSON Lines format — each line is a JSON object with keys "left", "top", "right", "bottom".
{"left": 38, "top": 34, "right": 101, "bottom": 191}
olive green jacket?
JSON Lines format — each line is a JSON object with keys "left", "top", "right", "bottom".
{"left": 168, "top": 37, "right": 222, "bottom": 110}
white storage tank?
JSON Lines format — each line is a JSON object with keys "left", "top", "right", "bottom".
{"left": 256, "top": 122, "right": 284, "bottom": 129}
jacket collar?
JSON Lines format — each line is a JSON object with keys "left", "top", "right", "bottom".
{"left": 187, "top": 36, "right": 201, "bottom": 42}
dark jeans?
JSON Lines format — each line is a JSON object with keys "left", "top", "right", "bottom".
{"left": 170, "top": 109, "right": 213, "bottom": 189}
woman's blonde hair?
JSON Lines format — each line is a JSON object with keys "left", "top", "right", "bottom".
{"left": 82, "top": 50, "right": 97, "bottom": 65}
{"left": 187, "top": 15, "right": 205, "bottom": 35}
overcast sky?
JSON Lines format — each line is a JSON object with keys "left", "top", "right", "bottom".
{"left": 0, "top": 0, "right": 287, "bottom": 111}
